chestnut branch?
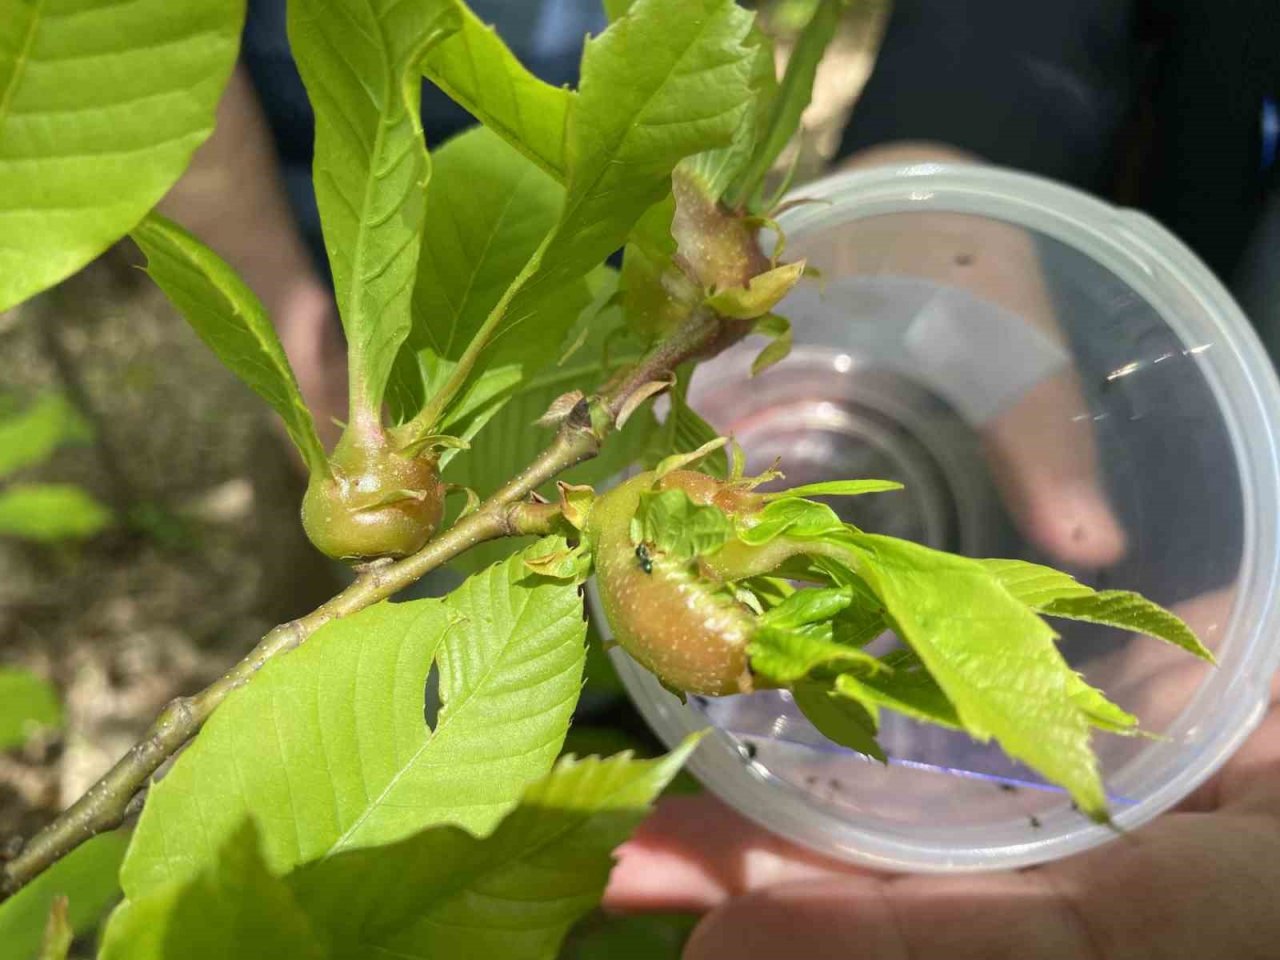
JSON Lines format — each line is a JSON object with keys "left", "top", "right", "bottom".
{"left": 0, "top": 308, "right": 738, "bottom": 900}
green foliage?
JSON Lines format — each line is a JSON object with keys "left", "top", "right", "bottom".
{"left": 0, "top": 668, "right": 61, "bottom": 749}
{"left": 0, "top": 484, "right": 111, "bottom": 543}
{"left": 288, "top": 0, "right": 459, "bottom": 420}
{"left": 633, "top": 488, "right": 734, "bottom": 559}
{"left": 36, "top": 896, "right": 72, "bottom": 960}
{"left": 424, "top": 0, "right": 758, "bottom": 427}
{"left": 7, "top": 1, "right": 1220, "bottom": 952}
{"left": 566, "top": 0, "right": 752, "bottom": 268}
{"left": 725, "top": 0, "right": 844, "bottom": 205}
{"left": 792, "top": 679, "right": 885, "bottom": 762}
{"left": 103, "top": 743, "right": 695, "bottom": 960}
{"left": 643, "top": 375, "right": 729, "bottom": 477}
{"left": 838, "top": 533, "right": 1110, "bottom": 818}
{"left": 768, "top": 479, "right": 904, "bottom": 500}
{"left": 983, "top": 558, "right": 1214, "bottom": 661}
{"left": 389, "top": 126, "right": 590, "bottom": 433}
{"left": 834, "top": 658, "right": 962, "bottom": 731}
{"left": 291, "top": 742, "right": 699, "bottom": 960}
{"left": 681, "top": 22, "right": 780, "bottom": 202}
{"left": 0, "top": 0, "right": 245, "bottom": 312}
{"left": 132, "top": 215, "right": 328, "bottom": 474}
{"left": 0, "top": 394, "right": 90, "bottom": 480}
{"left": 115, "top": 548, "right": 587, "bottom": 903}
{"left": 100, "top": 822, "right": 326, "bottom": 960}
{"left": 758, "top": 584, "right": 853, "bottom": 629}
{"left": 736, "top": 496, "right": 845, "bottom": 545}
{"left": 0, "top": 832, "right": 128, "bottom": 960}
{"left": 440, "top": 277, "right": 656, "bottom": 574}
{"left": 1046, "top": 593, "right": 1213, "bottom": 661}
{"left": 420, "top": 3, "right": 571, "bottom": 179}
{"left": 748, "top": 625, "right": 880, "bottom": 684}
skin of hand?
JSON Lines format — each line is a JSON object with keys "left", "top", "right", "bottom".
{"left": 158, "top": 65, "right": 347, "bottom": 455}
{"left": 824, "top": 141, "right": 1128, "bottom": 569}
{"left": 605, "top": 670, "right": 1280, "bottom": 959}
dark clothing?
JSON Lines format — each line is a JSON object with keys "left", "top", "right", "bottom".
{"left": 839, "top": 0, "right": 1280, "bottom": 279}
{"left": 240, "top": 0, "right": 605, "bottom": 280}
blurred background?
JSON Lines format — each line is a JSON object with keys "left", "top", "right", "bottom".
{"left": 2, "top": 0, "right": 1277, "bottom": 954}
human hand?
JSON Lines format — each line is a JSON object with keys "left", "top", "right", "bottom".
{"left": 605, "top": 678, "right": 1280, "bottom": 958}
{"left": 829, "top": 141, "right": 1128, "bottom": 570}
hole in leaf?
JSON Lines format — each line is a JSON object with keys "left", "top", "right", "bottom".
{"left": 423, "top": 661, "right": 442, "bottom": 731}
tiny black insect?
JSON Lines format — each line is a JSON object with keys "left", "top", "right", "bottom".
{"left": 635, "top": 542, "right": 653, "bottom": 574}
{"left": 1029, "top": 815, "right": 1043, "bottom": 829}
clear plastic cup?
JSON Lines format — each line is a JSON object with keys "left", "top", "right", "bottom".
{"left": 592, "top": 163, "right": 1280, "bottom": 872}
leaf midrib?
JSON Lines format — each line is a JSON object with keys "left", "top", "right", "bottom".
{"left": 0, "top": 0, "right": 46, "bottom": 132}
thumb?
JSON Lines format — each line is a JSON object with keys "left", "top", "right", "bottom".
{"left": 981, "top": 372, "right": 1127, "bottom": 568}
{"left": 681, "top": 873, "right": 1099, "bottom": 960}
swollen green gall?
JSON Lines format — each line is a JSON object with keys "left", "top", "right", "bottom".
{"left": 586, "top": 461, "right": 1209, "bottom": 820}
{"left": 587, "top": 469, "right": 767, "bottom": 696}
{"left": 301, "top": 425, "right": 445, "bottom": 562}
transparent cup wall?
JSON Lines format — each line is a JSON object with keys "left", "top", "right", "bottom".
{"left": 600, "top": 167, "right": 1280, "bottom": 871}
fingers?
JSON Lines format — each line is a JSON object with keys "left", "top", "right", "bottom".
{"left": 604, "top": 794, "right": 860, "bottom": 913}
{"left": 682, "top": 873, "right": 1103, "bottom": 960}
{"left": 677, "top": 809, "right": 1280, "bottom": 960}
{"left": 981, "top": 373, "right": 1128, "bottom": 568}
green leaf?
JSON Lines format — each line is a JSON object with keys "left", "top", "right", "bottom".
{"left": 442, "top": 280, "right": 656, "bottom": 574}
{"left": 844, "top": 533, "right": 1109, "bottom": 818}
{"left": 0, "top": 484, "right": 111, "bottom": 542}
{"left": 835, "top": 663, "right": 963, "bottom": 731}
{"left": 288, "top": 0, "right": 458, "bottom": 418}
{"left": 982, "top": 559, "right": 1211, "bottom": 662}
{"left": 523, "top": 536, "right": 594, "bottom": 581}
{"left": 704, "top": 261, "right": 805, "bottom": 320}
{"left": 0, "top": 0, "right": 245, "bottom": 312}
{"left": 388, "top": 126, "right": 589, "bottom": 428}
{"left": 118, "top": 549, "right": 587, "bottom": 900}
{"left": 759, "top": 585, "right": 852, "bottom": 629}
{"left": 420, "top": 3, "right": 571, "bottom": 179}
{"left": 792, "top": 679, "right": 885, "bottom": 762}
{"left": 0, "top": 394, "right": 90, "bottom": 480}
{"left": 0, "top": 832, "right": 128, "bottom": 960}
{"left": 131, "top": 214, "right": 327, "bottom": 474}
{"left": 36, "top": 897, "right": 72, "bottom": 960}
{"left": 681, "top": 23, "right": 779, "bottom": 201}
{"left": 831, "top": 596, "right": 888, "bottom": 648}
{"left": 980, "top": 558, "right": 1095, "bottom": 606}
{"left": 405, "top": 0, "right": 757, "bottom": 437}
{"left": 1041, "top": 592, "right": 1212, "bottom": 663}
{"left": 767, "top": 479, "right": 904, "bottom": 500}
{"left": 644, "top": 375, "right": 728, "bottom": 478}
{"left": 0, "top": 667, "right": 61, "bottom": 749}
{"left": 750, "top": 312, "right": 793, "bottom": 374}
{"left": 100, "top": 822, "right": 325, "bottom": 960}
{"left": 748, "top": 624, "right": 881, "bottom": 685}
{"left": 633, "top": 488, "right": 733, "bottom": 559}
{"left": 602, "top": 0, "right": 637, "bottom": 19}
{"left": 286, "top": 739, "right": 701, "bottom": 960}
{"left": 727, "top": 0, "right": 843, "bottom": 205}
{"left": 736, "top": 496, "right": 844, "bottom": 545}
{"left": 1068, "top": 676, "right": 1140, "bottom": 736}
{"left": 564, "top": 0, "right": 753, "bottom": 275}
